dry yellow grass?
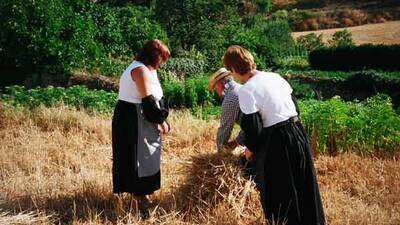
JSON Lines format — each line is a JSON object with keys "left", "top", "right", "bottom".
{"left": 0, "top": 104, "right": 399, "bottom": 225}
{"left": 292, "top": 20, "right": 400, "bottom": 45}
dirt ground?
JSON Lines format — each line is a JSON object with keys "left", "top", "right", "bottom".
{"left": 292, "top": 20, "right": 400, "bottom": 45}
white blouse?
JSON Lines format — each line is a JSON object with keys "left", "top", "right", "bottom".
{"left": 238, "top": 71, "right": 298, "bottom": 128}
{"left": 118, "top": 61, "right": 163, "bottom": 103}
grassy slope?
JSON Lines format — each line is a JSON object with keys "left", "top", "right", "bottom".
{"left": 0, "top": 104, "right": 399, "bottom": 224}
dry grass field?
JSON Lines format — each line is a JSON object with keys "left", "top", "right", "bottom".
{"left": 0, "top": 104, "right": 399, "bottom": 224}
{"left": 293, "top": 20, "right": 400, "bottom": 45}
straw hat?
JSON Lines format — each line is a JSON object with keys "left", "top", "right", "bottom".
{"left": 208, "top": 68, "right": 231, "bottom": 90}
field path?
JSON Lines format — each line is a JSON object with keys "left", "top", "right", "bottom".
{"left": 292, "top": 21, "right": 400, "bottom": 45}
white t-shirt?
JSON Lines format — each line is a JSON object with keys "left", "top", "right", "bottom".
{"left": 118, "top": 61, "right": 163, "bottom": 103}
{"left": 238, "top": 71, "right": 298, "bottom": 128}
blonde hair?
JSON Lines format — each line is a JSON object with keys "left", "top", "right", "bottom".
{"left": 223, "top": 45, "right": 256, "bottom": 75}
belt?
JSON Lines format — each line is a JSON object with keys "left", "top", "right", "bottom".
{"left": 268, "top": 116, "right": 299, "bottom": 129}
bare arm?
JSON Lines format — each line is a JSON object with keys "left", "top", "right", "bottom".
{"left": 131, "top": 66, "right": 152, "bottom": 98}
{"left": 131, "top": 66, "right": 169, "bottom": 125}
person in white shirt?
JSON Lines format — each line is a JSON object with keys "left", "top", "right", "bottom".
{"left": 223, "top": 45, "right": 325, "bottom": 225}
{"left": 112, "top": 39, "right": 171, "bottom": 218}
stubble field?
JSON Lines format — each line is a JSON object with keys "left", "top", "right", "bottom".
{"left": 0, "top": 105, "right": 399, "bottom": 225}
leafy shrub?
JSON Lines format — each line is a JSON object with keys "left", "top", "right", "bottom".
{"left": 154, "top": 0, "right": 235, "bottom": 53}
{"left": 162, "top": 75, "right": 218, "bottom": 108}
{"left": 155, "top": 0, "right": 295, "bottom": 71}
{"left": 272, "top": 10, "right": 289, "bottom": 20}
{"left": 0, "top": 0, "right": 73, "bottom": 75}
{"left": 253, "top": 0, "right": 272, "bottom": 14}
{"left": 328, "top": 30, "right": 354, "bottom": 48}
{"left": 309, "top": 44, "right": 400, "bottom": 70}
{"left": 0, "top": 0, "right": 168, "bottom": 86}
{"left": 1, "top": 85, "right": 117, "bottom": 113}
{"left": 161, "top": 74, "right": 186, "bottom": 108}
{"left": 278, "top": 69, "right": 400, "bottom": 80}
{"left": 286, "top": 9, "right": 318, "bottom": 31}
{"left": 296, "top": 33, "right": 325, "bottom": 52}
{"left": 116, "top": 6, "right": 169, "bottom": 56}
{"left": 300, "top": 95, "right": 400, "bottom": 153}
{"left": 161, "top": 57, "right": 206, "bottom": 79}
{"left": 275, "top": 56, "right": 309, "bottom": 70}
{"left": 288, "top": 80, "right": 316, "bottom": 99}
{"left": 225, "top": 19, "right": 296, "bottom": 69}
{"left": 2, "top": 86, "right": 399, "bottom": 152}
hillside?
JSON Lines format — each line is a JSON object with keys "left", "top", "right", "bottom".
{"left": 293, "top": 21, "right": 400, "bottom": 45}
{"left": 273, "top": 0, "right": 400, "bottom": 31}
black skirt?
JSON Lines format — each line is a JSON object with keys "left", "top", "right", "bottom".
{"left": 253, "top": 120, "right": 325, "bottom": 225}
{"left": 112, "top": 100, "right": 160, "bottom": 195}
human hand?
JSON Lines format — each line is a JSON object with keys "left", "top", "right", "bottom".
{"left": 225, "top": 140, "right": 239, "bottom": 151}
{"left": 244, "top": 148, "right": 253, "bottom": 161}
{"left": 158, "top": 121, "right": 171, "bottom": 134}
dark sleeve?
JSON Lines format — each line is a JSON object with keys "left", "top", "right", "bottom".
{"left": 291, "top": 94, "right": 300, "bottom": 116}
{"left": 240, "top": 112, "right": 263, "bottom": 154}
{"left": 141, "top": 95, "right": 169, "bottom": 124}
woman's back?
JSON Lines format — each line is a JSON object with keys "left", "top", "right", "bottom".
{"left": 239, "top": 72, "right": 297, "bottom": 127}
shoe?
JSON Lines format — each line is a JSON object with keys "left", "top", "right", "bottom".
{"left": 138, "top": 196, "right": 151, "bottom": 220}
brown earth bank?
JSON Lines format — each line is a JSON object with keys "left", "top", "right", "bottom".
{"left": 274, "top": 0, "right": 400, "bottom": 31}
{"left": 293, "top": 20, "right": 400, "bottom": 45}
{"left": 0, "top": 104, "right": 399, "bottom": 224}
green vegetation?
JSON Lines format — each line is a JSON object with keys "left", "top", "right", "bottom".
{"left": 278, "top": 69, "right": 400, "bottom": 79}
{"left": 1, "top": 85, "right": 117, "bottom": 114}
{"left": 0, "top": 0, "right": 298, "bottom": 87}
{"left": 300, "top": 95, "right": 400, "bottom": 153}
{"left": 2, "top": 86, "right": 398, "bottom": 153}
{"left": 296, "top": 33, "right": 324, "bottom": 52}
{"left": 0, "top": 0, "right": 167, "bottom": 81}
{"left": 161, "top": 74, "right": 218, "bottom": 108}
{"left": 309, "top": 44, "right": 400, "bottom": 70}
{"left": 328, "top": 30, "right": 355, "bottom": 48}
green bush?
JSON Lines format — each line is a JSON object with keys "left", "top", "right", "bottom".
{"left": 288, "top": 79, "right": 316, "bottom": 99}
{"left": 2, "top": 86, "right": 399, "bottom": 152}
{"left": 275, "top": 56, "right": 309, "bottom": 70}
{"left": 300, "top": 95, "right": 400, "bottom": 153}
{"left": 278, "top": 69, "right": 400, "bottom": 80}
{"left": 309, "top": 44, "right": 400, "bottom": 70}
{"left": 161, "top": 75, "right": 218, "bottom": 108}
{"left": 161, "top": 57, "right": 206, "bottom": 79}
{"left": 328, "top": 30, "right": 354, "bottom": 48}
{"left": 254, "top": 0, "right": 272, "bottom": 14}
{"left": 0, "top": 0, "right": 168, "bottom": 86}
{"left": 161, "top": 75, "right": 186, "bottom": 108}
{"left": 116, "top": 6, "right": 169, "bottom": 56}
{"left": 155, "top": 0, "right": 295, "bottom": 70}
{"left": 223, "top": 19, "right": 296, "bottom": 69}
{"left": 0, "top": 0, "right": 72, "bottom": 74}
{"left": 1, "top": 85, "right": 117, "bottom": 113}
{"left": 296, "top": 33, "right": 325, "bottom": 52}
{"left": 286, "top": 9, "right": 318, "bottom": 30}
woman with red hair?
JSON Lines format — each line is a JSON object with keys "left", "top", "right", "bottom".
{"left": 112, "top": 39, "right": 171, "bottom": 217}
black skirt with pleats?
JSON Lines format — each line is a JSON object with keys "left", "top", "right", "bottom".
{"left": 112, "top": 100, "right": 160, "bottom": 195}
{"left": 253, "top": 120, "right": 325, "bottom": 225}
